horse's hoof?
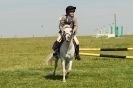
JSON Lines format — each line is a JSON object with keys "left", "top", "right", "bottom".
{"left": 63, "top": 80, "right": 66, "bottom": 82}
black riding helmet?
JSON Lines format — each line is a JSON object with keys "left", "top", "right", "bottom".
{"left": 66, "top": 6, "right": 76, "bottom": 14}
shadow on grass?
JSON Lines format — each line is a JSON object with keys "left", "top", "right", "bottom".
{"left": 44, "top": 74, "right": 63, "bottom": 81}
{"left": 44, "top": 74, "right": 69, "bottom": 81}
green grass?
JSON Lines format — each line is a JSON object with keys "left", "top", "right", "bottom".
{"left": 0, "top": 35, "right": 133, "bottom": 88}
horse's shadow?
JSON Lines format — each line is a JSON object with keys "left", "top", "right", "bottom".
{"left": 44, "top": 74, "right": 69, "bottom": 81}
{"left": 44, "top": 74, "right": 63, "bottom": 80}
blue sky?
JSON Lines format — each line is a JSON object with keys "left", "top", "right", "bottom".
{"left": 0, "top": 0, "right": 133, "bottom": 37}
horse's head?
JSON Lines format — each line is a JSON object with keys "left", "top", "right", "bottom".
{"left": 62, "top": 25, "right": 73, "bottom": 42}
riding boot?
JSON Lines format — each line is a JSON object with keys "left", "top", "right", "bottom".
{"left": 75, "top": 45, "right": 81, "bottom": 60}
{"left": 52, "top": 41, "right": 60, "bottom": 58}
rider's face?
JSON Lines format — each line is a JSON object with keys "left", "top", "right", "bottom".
{"left": 69, "top": 12, "right": 74, "bottom": 17}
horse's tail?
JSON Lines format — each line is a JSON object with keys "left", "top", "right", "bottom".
{"left": 45, "top": 53, "right": 55, "bottom": 66}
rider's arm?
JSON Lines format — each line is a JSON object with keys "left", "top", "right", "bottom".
{"left": 73, "top": 17, "right": 78, "bottom": 34}
{"left": 59, "top": 16, "right": 66, "bottom": 33}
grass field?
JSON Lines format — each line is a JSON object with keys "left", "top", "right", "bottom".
{"left": 0, "top": 35, "right": 133, "bottom": 88}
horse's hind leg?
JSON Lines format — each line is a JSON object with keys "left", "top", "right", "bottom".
{"left": 66, "top": 60, "right": 73, "bottom": 77}
{"left": 65, "top": 60, "right": 69, "bottom": 72}
{"left": 53, "top": 58, "right": 58, "bottom": 76}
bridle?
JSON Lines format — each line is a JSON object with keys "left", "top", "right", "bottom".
{"left": 62, "top": 29, "right": 74, "bottom": 42}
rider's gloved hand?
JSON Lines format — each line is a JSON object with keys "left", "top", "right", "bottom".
{"left": 72, "top": 30, "right": 76, "bottom": 35}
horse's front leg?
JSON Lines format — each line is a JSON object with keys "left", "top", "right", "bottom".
{"left": 62, "top": 60, "right": 66, "bottom": 82}
{"left": 53, "top": 58, "right": 58, "bottom": 76}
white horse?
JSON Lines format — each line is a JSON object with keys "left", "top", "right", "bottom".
{"left": 48, "top": 25, "right": 75, "bottom": 82}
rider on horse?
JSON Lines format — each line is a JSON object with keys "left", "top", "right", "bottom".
{"left": 52, "top": 6, "right": 80, "bottom": 60}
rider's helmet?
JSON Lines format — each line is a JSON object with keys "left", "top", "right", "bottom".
{"left": 66, "top": 6, "right": 76, "bottom": 15}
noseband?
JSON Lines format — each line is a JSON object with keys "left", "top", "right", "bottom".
{"left": 62, "top": 31, "right": 73, "bottom": 41}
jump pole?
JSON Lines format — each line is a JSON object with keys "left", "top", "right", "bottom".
{"left": 79, "top": 53, "right": 133, "bottom": 59}
{"left": 80, "top": 48, "right": 133, "bottom": 51}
